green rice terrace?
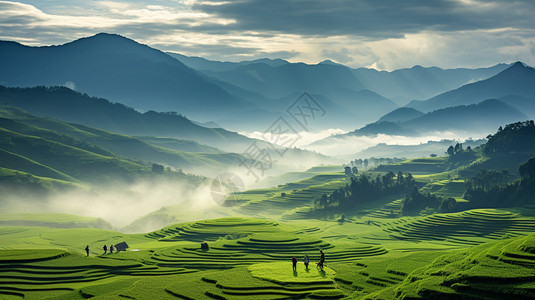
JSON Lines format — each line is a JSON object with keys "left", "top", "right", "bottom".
{"left": 1, "top": 158, "right": 535, "bottom": 299}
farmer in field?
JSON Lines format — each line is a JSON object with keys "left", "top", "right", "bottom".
{"left": 85, "top": 245, "right": 89, "bottom": 257}
{"left": 317, "top": 250, "right": 325, "bottom": 270}
{"left": 103, "top": 245, "right": 107, "bottom": 254}
{"left": 292, "top": 257, "right": 297, "bottom": 271}
{"left": 304, "top": 255, "right": 310, "bottom": 269}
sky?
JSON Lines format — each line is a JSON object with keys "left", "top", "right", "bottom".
{"left": 1, "top": 0, "right": 534, "bottom": 70}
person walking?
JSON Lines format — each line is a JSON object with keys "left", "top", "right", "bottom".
{"left": 304, "top": 255, "right": 310, "bottom": 269}
{"left": 110, "top": 245, "right": 114, "bottom": 254}
{"left": 292, "top": 257, "right": 297, "bottom": 271}
{"left": 317, "top": 250, "right": 325, "bottom": 270}
{"left": 85, "top": 245, "right": 89, "bottom": 257}
{"left": 103, "top": 245, "right": 107, "bottom": 254}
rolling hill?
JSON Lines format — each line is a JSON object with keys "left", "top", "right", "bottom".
{"left": 0, "top": 85, "right": 256, "bottom": 153}
{"left": 0, "top": 106, "right": 260, "bottom": 177}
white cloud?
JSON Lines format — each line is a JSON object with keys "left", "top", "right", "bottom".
{"left": 0, "top": 0, "right": 534, "bottom": 69}
{"left": 239, "top": 128, "right": 347, "bottom": 149}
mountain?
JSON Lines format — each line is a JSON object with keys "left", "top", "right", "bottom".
{"left": 377, "top": 107, "right": 424, "bottom": 123}
{"left": 167, "top": 52, "right": 289, "bottom": 72}
{"left": 352, "top": 63, "right": 509, "bottom": 105}
{"left": 319, "top": 99, "right": 528, "bottom": 140}
{"left": 0, "top": 85, "right": 256, "bottom": 153}
{"left": 407, "top": 62, "right": 535, "bottom": 112}
{"left": 200, "top": 61, "right": 366, "bottom": 100}
{"left": 403, "top": 99, "right": 528, "bottom": 133}
{"left": 197, "top": 62, "right": 397, "bottom": 127}
{"left": 0, "top": 33, "right": 248, "bottom": 121}
{"left": 0, "top": 86, "right": 335, "bottom": 172}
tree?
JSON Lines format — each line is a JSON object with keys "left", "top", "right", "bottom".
{"left": 447, "top": 145, "right": 454, "bottom": 156}
{"left": 344, "top": 166, "right": 353, "bottom": 177}
{"left": 352, "top": 166, "right": 359, "bottom": 175}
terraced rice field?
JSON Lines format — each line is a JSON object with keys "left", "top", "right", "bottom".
{"left": 363, "top": 233, "right": 535, "bottom": 299}
{"left": 2, "top": 168, "right": 535, "bottom": 298}
{"left": 383, "top": 209, "right": 535, "bottom": 245}
{"left": 146, "top": 218, "right": 387, "bottom": 270}
{"left": 238, "top": 173, "right": 347, "bottom": 218}
{"left": 0, "top": 249, "right": 194, "bottom": 299}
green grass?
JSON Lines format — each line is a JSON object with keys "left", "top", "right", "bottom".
{"left": 374, "top": 157, "right": 448, "bottom": 174}
{"left": 2, "top": 158, "right": 535, "bottom": 299}
{"left": 363, "top": 233, "right": 535, "bottom": 299}
{"left": 249, "top": 262, "right": 336, "bottom": 284}
{"left": 0, "top": 213, "right": 112, "bottom": 229}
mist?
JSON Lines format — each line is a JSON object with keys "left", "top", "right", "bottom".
{"left": 301, "top": 130, "right": 486, "bottom": 157}
{"left": 0, "top": 178, "right": 222, "bottom": 231}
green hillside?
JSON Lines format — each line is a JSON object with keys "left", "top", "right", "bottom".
{"left": 0, "top": 106, "right": 250, "bottom": 176}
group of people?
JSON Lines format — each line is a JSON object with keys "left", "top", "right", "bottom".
{"left": 84, "top": 244, "right": 116, "bottom": 256}
{"left": 292, "top": 250, "right": 325, "bottom": 271}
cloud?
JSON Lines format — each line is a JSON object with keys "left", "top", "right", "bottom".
{"left": 239, "top": 128, "right": 347, "bottom": 148}
{"left": 192, "top": 0, "right": 535, "bottom": 38}
{"left": 0, "top": 0, "right": 534, "bottom": 69}
{"left": 305, "top": 130, "right": 483, "bottom": 156}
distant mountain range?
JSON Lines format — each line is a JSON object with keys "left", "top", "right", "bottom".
{"left": 315, "top": 62, "right": 535, "bottom": 142}
{"left": 0, "top": 33, "right": 250, "bottom": 123}
{"left": 324, "top": 98, "right": 528, "bottom": 141}
{"left": 407, "top": 62, "right": 535, "bottom": 112}
{"left": 0, "top": 33, "right": 515, "bottom": 131}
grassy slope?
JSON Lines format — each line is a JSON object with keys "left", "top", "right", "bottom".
{"left": 0, "top": 106, "right": 247, "bottom": 176}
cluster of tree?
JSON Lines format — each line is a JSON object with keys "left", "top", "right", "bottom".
{"left": 484, "top": 121, "right": 535, "bottom": 156}
{"left": 401, "top": 186, "right": 457, "bottom": 215}
{"left": 446, "top": 142, "right": 477, "bottom": 168}
{"left": 463, "top": 157, "right": 535, "bottom": 208}
{"left": 446, "top": 143, "right": 472, "bottom": 156}
{"left": 314, "top": 171, "right": 415, "bottom": 210}
{"left": 350, "top": 157, "right": 405, "bottom": 170}
{"left": 464, "top": 169, "right": 512, "bottom": 191}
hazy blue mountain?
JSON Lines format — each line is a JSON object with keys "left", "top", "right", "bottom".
{"left": 377, "top": 107, "right": 424, "bottom": 123}
{"left": 167, "top": 52, "right": 289, "bottom": 72}
{"left": 198, "top": 62, "right": 397, "bottom": 126}
{"left": 0, "top": 86, "right": 334, "bottom": 169}
{"left": 0, "top": 85, "right": 256, "bottom": 152}
{"left": 0, "top": 33, "right": 249, "bottom": 120}
{"left": 404, "top": 99, "right": 528, "bottom": 133}
{"left": 200, "top": 61, "right": 366, "bottom": 100}
{"left": 320, "top": 99, "right": 528, "bottom": 141}
{"left": 352, "top": 64, "right": 509, "bottom": 105}
{"left": 498, "top": 95, "right": 535, "bottom": 118}
{"left": 407, "top": 62, "right": 535, "bottom": 112}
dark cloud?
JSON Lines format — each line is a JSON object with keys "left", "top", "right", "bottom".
{"left": 152, "top": 41, "right": 299, "bottom": 61}
{"left": 193, "top": 0, "right": 535, "bottom": 38}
